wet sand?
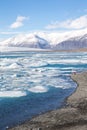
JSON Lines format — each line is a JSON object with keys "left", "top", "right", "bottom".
{"left": 9, "top": 72, "right": 87, "bottom": 130}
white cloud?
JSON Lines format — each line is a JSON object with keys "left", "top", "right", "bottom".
{"left": 10, "top": 16, "right": 28, "bottom": 29}
{"left": 46, "top": 15, "right": 87, "bottom": 30}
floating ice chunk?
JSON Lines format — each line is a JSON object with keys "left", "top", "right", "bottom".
{"left": 28, "top": 86, "right": 48, "bottom": 93}
{"left": 48, "top": 59, "right": 82, "bottom": 64}
{"left": 8, "top": 62, "right": 22, "bottom": 69}
{"left": 0, "top": 91, "right": 26, "bottom": 97}
{"left": 0, "top": 63, "right": 22, "bottom": 70}
{"left": 53, "top": 83, "right": 73, "bottom": 89}
{"left": 54, "top": 85, "right": 67, "bottom": 89}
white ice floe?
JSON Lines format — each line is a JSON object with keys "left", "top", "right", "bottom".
{"left": 0, "top": 91, "right": 26, "bottom": 97}
{"left": 7, "top": 63, "right": 22, "bottom": 69}
{"left": 28, "top": 86, "right": 48, "bottom": 93}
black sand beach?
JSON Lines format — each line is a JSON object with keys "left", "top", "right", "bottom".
{"left": 9, "top": 72, "right": 87, "bottom": 130}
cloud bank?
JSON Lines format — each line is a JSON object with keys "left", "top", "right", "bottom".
{"left": 46, "top": 15, "right": 87, "bottom": 30}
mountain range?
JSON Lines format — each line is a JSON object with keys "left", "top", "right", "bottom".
{"left": 0, "top": 29, "right": 87, "bottom": 50}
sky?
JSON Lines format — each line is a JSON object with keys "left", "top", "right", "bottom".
{"left": 0, "top": 0, "right": 87, "bottom": 39}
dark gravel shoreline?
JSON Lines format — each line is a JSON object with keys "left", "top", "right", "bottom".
{"left": 9, "top": 72, "right": 87, "bottom": 130}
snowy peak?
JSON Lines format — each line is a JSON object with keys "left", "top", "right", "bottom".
{"left": 0, "top": 33, "right": 50, "bottom": 49}
{"left": 1, "top": 30, "right": 87, "bottom": 50}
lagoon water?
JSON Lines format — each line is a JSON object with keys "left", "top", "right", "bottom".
{"left": 0, "top": 51, "right": 87, "bottom": 129}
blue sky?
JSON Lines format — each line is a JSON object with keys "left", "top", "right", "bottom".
{"left": 0, "top": 0, "right": 87, "bottom": 39}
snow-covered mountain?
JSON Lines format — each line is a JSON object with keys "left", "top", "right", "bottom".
{"left": 55, "top": 34, "right": 87, "bottom": 50}
{"left": 0, "top": 34, "right": 50, "bottom": 49}
{"left": 0, "top": 29, "right": 87, "bottom": 50}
